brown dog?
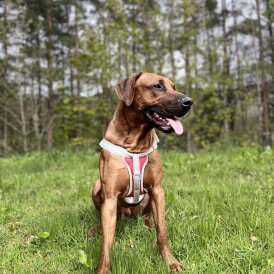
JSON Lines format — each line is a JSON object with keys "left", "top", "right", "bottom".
{"left": 88, "top": 72, "right": 192, "bottom": 273}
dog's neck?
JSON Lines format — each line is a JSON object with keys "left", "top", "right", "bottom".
{"left": 104, "top": 102, "right": 156, "bottom": 153}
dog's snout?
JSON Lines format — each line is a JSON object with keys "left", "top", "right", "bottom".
{"left": 181, "top": 96, "right": 193, "bottom": 107}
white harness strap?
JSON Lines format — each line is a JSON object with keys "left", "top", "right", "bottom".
{"left": 99, "top": 136, "right": 159, "bottom": 158}
{"left": 99, "top": 136, "right": 159, "bottom": 204}
{"left": 132, "top": 155, "right": 141, "bottom": 203}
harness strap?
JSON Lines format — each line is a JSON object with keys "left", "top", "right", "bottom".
{"left": 133, "top": 155, "right": 141, "bottom": 203}
{"left": 99, "top": 135, "right": 159, "bottom": 157}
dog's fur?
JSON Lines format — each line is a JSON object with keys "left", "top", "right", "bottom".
{"left": 88, "top": 72, "right": 192, "bottom": 273}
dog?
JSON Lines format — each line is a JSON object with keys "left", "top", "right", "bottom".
{"left": 88, "top": 72, "right": 193, "bottom": 273}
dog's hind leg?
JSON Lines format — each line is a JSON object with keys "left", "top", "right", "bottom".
{"left": 87, "top": 224, "right": 102, "bottom": 237}
{"left": 87, "top": 180, "right": 103, "bottom": 237}
{"left": 143, "top": 212, "right": 154, "bottom": 229}
{"left": 142, "top": 194, "right": 155, "bottom": 229}
{"left": 92, "top": 179, "right": 103, "bottom": 211}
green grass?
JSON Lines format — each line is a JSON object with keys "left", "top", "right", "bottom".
{"left": 0, "top": 146, "right": 273, "bottom": 274}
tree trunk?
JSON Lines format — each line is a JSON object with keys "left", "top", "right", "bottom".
{"left": 31, "top": 77, "right": 42, "bottom": 151}
{"left": 46, "top": 5, "right": 54, "bottom": 149}
{"left": 265, "top": 0, "right": 274, "bottom": 145}
{"left": 185, "top": 45, "right": 192, "bottom": 152}
{"left": 65, "top": 3, "right": 74, "bottom": 96}
{"left": 183, "top": 2, "right": 192, "bottom": 152}
{"left": 203, "top": 5, "right": 213, "bottom": 77}
{"left": 131, "top": 4, "right": 137, "bottom": 72}
{"left": 36, "top": 32, "right": 43, "bottom": 150}
{"left": 232, "top": 0, "right": 244, "bottom": 135}
{"left": 75, "top": 5, "right": 82, "bottom": 137}
{"left": 255, "top": 0, "right": 270, "bottom": 145}
{"left": 168, "top": 1, "right": 176, "bottom": 79}
{"left": 68, "top": 46, "right": 74, "bottom": 96}
{"left": 19, "top": 74, "right": 28, "bottom": 153}
{"left": 3, "top": 0, "right": 9, "bottom": 154}
{"left": 221, "top": 0, "right": 230, "bottom": 138}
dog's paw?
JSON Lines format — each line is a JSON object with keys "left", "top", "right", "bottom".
{"left": 166, "top": 257, "right": 183, "bottom": 273}
{"left": 87, "top": 224, "right": 102, "bottom": 237}
{"left": 169, "top": 260, "right": 183, "bottom": 273}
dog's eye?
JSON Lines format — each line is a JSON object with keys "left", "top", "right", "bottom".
{"left": 153, "top": 84, "right": 163, "bottom": 90}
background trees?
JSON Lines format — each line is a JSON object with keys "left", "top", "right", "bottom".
{"left": 0, "top": 0, "right": 273, "bottom": 155}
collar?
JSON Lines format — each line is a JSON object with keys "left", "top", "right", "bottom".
{"left": 99, "top": 135, "right": 159, "bottom": 157}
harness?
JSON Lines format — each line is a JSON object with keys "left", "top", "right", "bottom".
{"left": 99, "top": 136, "right": 159, "bottom": 204}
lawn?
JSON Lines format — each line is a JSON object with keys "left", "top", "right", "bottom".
{"left": 0, "top": 146, "right": 273, "bottom": 273}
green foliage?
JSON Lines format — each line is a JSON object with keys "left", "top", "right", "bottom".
{"left": 38, "top": 231, "right": 50, "bottom": 239}
{"left": 55, "top": 93, "right": 116, "bottom": 148}
{"left": 264, "top": 0, "right": 274, "bottom": 24}
{"left": 190, "top": 87, "right": 224, "bottom": 147}
{"left": 230, "top": 18, "right": 259, "bottom": 36}
{"left": 79, "top": 249, "right": 92, "bottom": 267}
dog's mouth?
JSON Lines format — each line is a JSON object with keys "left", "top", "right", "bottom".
{"left": 145, "top": 110, "right": 184, "bottom": 135}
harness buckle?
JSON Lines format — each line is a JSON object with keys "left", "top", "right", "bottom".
{"left": 133, "top": 174, "right": 141, "bottom": 182}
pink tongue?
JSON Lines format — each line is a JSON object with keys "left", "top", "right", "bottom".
{"left": 167, "top": 118, "right": 184, "bottom": 135}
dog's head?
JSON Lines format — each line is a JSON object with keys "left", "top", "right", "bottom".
{"left": 115, "top": 72, "right": 192, "bottom": 135}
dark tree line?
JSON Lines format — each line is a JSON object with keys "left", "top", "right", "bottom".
{"left": 0, "top": 0, "right": 273, "bottom": 155}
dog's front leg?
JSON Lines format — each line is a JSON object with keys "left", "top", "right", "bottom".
{"left": 97, "top": 197, "right": 117, "bottom": 274}
{"left": 151, "top": 185, "right": 183, "bottom": 273}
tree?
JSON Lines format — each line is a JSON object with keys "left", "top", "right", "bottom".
{"left": 255, "top": 0, "right": 271, "bottom": 145}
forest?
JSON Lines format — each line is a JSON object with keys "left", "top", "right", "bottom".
{"left": 0, "top": 0, "right": 274, "bottom": 155}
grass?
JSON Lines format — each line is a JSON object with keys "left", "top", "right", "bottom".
{"left": 0, "top": 146, "right": 273, "bottom": 274}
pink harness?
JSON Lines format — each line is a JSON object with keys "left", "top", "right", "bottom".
{"left": 99, "top": 137, "right": 159, "bottom": 204}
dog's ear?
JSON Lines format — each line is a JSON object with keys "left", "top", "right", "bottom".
{"left": 115, "top": 72, "right": 142, "bottom": 106}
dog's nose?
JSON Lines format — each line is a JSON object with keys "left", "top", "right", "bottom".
{"left": 182, "top": 96, "right": 193, "bottom": 107}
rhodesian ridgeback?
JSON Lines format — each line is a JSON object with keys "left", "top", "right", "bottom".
{"left": 88, "top": 72, "right": 193, "bottom": 273}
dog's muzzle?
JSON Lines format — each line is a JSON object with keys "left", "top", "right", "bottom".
{"left": 145, "top": 95, "right": 193, "bottom": 135}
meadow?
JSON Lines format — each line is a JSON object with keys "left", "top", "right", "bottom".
{"left": 0, "top": 146, "right": 273, "bottom": 273}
